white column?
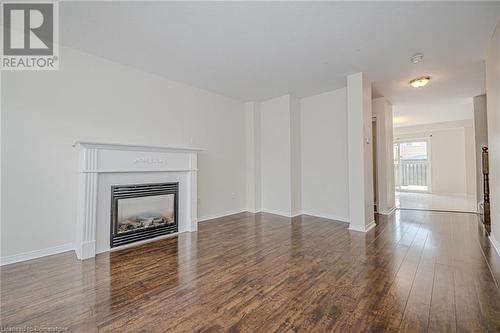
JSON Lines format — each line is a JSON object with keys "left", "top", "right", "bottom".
{"left": 75, "top": 147, "right": 98, "bottom": 259}
{"left": 188, "top": 152, "right": 198, "bottom": 232}
{"left": 372, "top": 97, "right": 396, "bottom": 215}
{"left": 347, "top": 72, "right": 375, "bottom": 232}
{"left": 290, "top": 95, "right": 302, "bottom": 217}
{"left": 245, "top": 102, "right": 262, "bottom": 213}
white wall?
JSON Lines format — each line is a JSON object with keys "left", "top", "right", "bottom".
{"left": 431, "top": 128, "right": 467, "bottom": 195}
{"left": 300, "top": 88, "right": 349, "bottom": 221}
{"left": 465, "top": 126, "right": 476, "bottom": 197}
{"left": 254, "top": 89, "right": 352, "bottom": 221}
{"left": 259, "top": 95, "right": 293, "bottom": 215}
{"left": 394, "top": 120, "right": 475, "bottom": 198}
{"left": 486, "top": 20, "right": 500, "bottom": 249}
{"left": 372, "top": 97, "right": 395, "bottom": 215}
{"left": 1, "top": 46, "right": 247, "bottom": 258}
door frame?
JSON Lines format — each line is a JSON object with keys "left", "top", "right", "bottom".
{"left": 394, "top": 136, "right": 433, "bottom": 193}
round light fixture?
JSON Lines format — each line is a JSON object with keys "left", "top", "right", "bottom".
{"left": 409, "top": 76, "right": 431, "bottom": 88}
{"left": 410, "top": 53, "right": 424, "bottom": 64}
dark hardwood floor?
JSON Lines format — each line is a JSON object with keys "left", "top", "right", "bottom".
{"left": 2, "top": 210, "right": 500, "bottom": 332}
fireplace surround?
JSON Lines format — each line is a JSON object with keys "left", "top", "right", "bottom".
{"left": 73, "top": 141, "right": 202, "bottom": 260}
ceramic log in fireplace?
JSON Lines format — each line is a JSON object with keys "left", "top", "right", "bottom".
{"left": 110, "top": 182, "right": 179, "bottom": 247}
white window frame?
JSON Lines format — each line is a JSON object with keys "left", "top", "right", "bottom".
{"left": 394, "top": 136, "right": 432, "bottom": 193}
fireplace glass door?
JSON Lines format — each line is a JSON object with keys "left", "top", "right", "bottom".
{"left": 111, "top": 182, "right": 178, "bottom": 247}
{"left": 117, "top": 194, "right": 175, "bottom": 234}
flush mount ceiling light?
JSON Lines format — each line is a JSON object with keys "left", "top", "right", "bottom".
{"left": 409, "top": 76, "right": 431, "bottom": 88}
{"left": 410, "top": 53, "right": 424, "bottom": 64}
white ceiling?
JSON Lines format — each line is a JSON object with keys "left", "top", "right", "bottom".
{"left": 60, "top": 1, "right": 499, "bottom": 123}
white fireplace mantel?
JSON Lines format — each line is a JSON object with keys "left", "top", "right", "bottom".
{"left": 73, "top": 141, "right": 203, "bottom": 260}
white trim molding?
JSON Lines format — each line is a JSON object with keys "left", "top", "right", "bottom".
{"left": 72, "top": 141, "right": 203, "bottom": 153}
{"left": 260, "top": 208, "right": 296, "bottom": 218}
{"left": 490, "top": 234, "right": 500, "bottom": 257}
{"left": 255, "top": 209, "right": 349, "bottom": 223}
{"left": 301, "top": 211, "right": 349, "bottom": 223}
{"left": 348, "top": 220, "right": 376, "bottom": 233}
{"left": 198, "top": 209, "right": 248, "bottom": 222}
{"left": 0, "top": 243, "right": 75, "bottom": 266}
{"left": 378, "top": 206, "right": 396, "bottom": 216}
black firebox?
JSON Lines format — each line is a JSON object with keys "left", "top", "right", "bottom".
{"left": 110, "top": 182, "right": 178, "bottom": 248}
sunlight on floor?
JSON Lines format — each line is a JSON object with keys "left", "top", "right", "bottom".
{"left": 396, "top": 191, "right": 477, "bottom": 212}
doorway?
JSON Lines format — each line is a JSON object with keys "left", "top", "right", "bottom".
{"left": 394, "top": 139, "right": 430, "bottom": 192}
{"left": 393, "top": 129, "right": 476, "bottom": 213}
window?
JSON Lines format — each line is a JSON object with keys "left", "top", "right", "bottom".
{"left": 394, "top": 140, "right": 430, "bottom": 192}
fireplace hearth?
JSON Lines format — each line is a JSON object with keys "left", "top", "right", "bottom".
{"left": 110, "top": 182, "right": 178, "bottom": 247}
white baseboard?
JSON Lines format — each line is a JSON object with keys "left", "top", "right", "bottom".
{"left": 257, "top": 209, "right": 349, "bottom": 222}
{"left": 490, "top": 234, "right": 500, "bottom": 257}
{"left": 348, "top": 219, "right": 376, "bottom": 233}
{"left": 378, "top": 206, "right": 396, "bottom": 216}
{"left": 199, "top": 208, "right": 294, "bottom": 219}
{"left": 301, "top": 211, "right": 349, "bottom": 223}
{"left": 0, "top": 243, "right": 75, "bottom": 266}
{"left": 75, "top": 240, "right": 96, "bottom": 260}
{"left": 260, "top": 208, "right": 294, "bottom": 217}
{"left": 198, "top": 208, "right": 247, "bottom": 222}
{"left": 366, "top": 220, "right": 376, "bottom": 231}
{"left": 259, "top": 209, "right": 303, "bottom": 218}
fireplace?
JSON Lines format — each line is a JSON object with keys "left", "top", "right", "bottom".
{"left": 110, "top": 182, "right": 179, "bottom": 247}
{"left": 74, "top": 142, "right": 200, "bottom": 260}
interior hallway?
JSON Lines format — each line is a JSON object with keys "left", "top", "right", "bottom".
{"left": 396, "top": 191, "right": 477, "bottom": 213}
{"left": 2, "top": 210, "right": 499, "bottom": 332}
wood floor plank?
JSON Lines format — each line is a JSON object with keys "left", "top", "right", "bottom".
{"left": 454, "top": 267, "right": 489, "bottom": 333}
{"left": 398, "top": 233, "right": 434, "bottom": 333}
{"left": 428, "top": 264, "right": 456, "bottom": 333}
{"left": 1, "top": 210, "right": 499, "bottom": 332}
